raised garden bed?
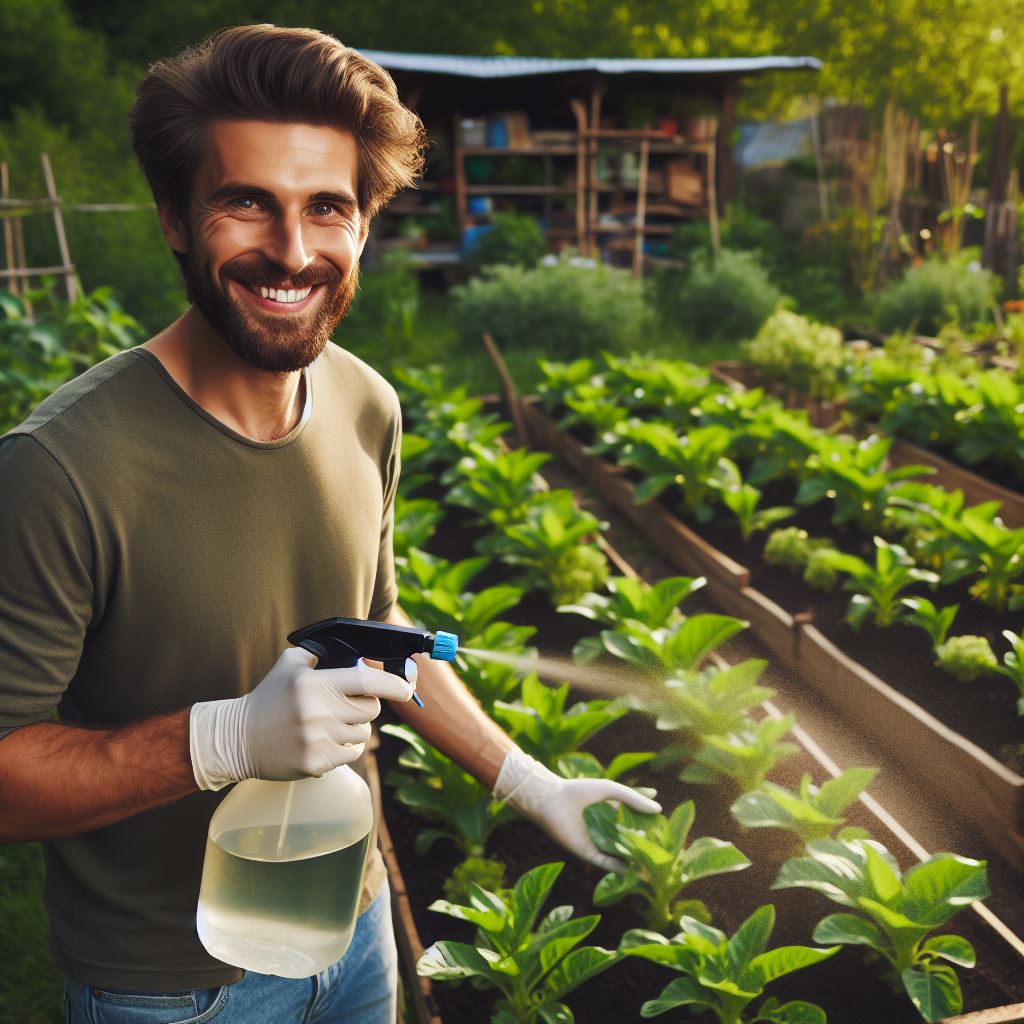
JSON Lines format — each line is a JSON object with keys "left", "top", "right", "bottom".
{"left": 520, "top": 400, "right": 1024, "bottom": 869}
{"left": 709, "top": 360, "right": 1024, "bottom": 528}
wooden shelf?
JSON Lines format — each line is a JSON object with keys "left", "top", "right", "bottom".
{"left": 592, "top": 222, "right": 677, "bottom": 235}
{"left": 460, "top": 146, "right": 578, "bottom": 156}
{"left": 465, "top": 185, "right": 576, "bottom": 196}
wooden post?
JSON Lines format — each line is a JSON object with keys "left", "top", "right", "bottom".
{"left": 707, "top": 131, "right": 720, "bottom": 259}
{"left": 482, "top": 332, "right": 529, "bottom": 450}
{"left": 452, "top": 113, "right": 468, "bottom": 238}
{"left": 587, "top": 79, "right": 605, "bottom": 257}
{"left": 717, "top": 84, "right": 737, "bottom": 210}
{"left": 571, "top": 99, "right": 587, "bottom": 253}
{"left": 1, "top": 162, "right": 17, "bottom": 297}
{"left": 41, "top": 153, "right": 76, "bottom": 303}
{"left": 632, "top": 137, "right": 650, "bottom": 278}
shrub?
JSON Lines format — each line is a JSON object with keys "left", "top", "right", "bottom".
{"left": 875, "top": 252, "right": 998, "bottom": 336}
{"left": 453, "top": 254, "right": 654, "bottom": 359}
{"left": 935, "top": 635, "right": 998, "bottom": 682}
{"left": 464, "top": 212, "right": 547, "bottom": 275}
{"left": 746, "top": 309, "right": 845, "bottom": 400}
{"left": 664, "top": 248, "right": 783, "bottom": 345}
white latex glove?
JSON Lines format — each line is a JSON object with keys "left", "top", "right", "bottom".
{"left": 190, "top": 647, "right": 416, "bottom": 791}
{"left": 493, "top": 746, "right": 661, "bottom": 873}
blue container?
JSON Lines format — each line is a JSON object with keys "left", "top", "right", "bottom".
{"left": 486, "top": 117, "right": 509, "bottom": 148}
{"left": 467, "top": 196, "right": 492, "bottom": 216}
{"left": 461, "top": 224, "right": 495, "bottom": 257}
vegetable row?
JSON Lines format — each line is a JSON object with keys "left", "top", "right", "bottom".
{"left": 383, "top": 366, "right": 989, "bottom": 1024}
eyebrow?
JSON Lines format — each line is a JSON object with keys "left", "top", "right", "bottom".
{"left": 206, "top": 182, "right": 359, "bottom": 210}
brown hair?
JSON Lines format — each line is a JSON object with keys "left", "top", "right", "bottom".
{"left": 129, "top": 24, "right": 426, "bottom": 221}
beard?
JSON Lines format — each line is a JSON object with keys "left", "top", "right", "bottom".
{"left": 184, "top": 253, "right": 358, "bottom": 373}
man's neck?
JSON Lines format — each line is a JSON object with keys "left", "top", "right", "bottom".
{"left": 142, "top": 307, "right": 306, "bottom": 442}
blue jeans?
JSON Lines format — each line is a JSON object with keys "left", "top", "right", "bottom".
{"left": 64, "top": 882, "right": 397, "bottom": 1024}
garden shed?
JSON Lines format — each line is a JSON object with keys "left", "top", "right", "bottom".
{"left": 360, "top": 51, "right": 821, "bottom": 273}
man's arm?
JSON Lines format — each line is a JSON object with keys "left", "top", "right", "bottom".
{"left": 384, "top": 607, "right": 514, "bottom": 788}
{"left": 0, "top": 710, "right": 196, "bottom": 844}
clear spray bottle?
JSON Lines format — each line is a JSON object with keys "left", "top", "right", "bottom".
{"left": 195, "top": 617, "right": 458, "bottom": 978}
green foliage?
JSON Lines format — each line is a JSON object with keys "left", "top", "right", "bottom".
{"left": 465, "top": 213, "right": 548, "bottom": 275}
{"left": 453, "top": 255, "right": 654, "bottom": 360}
{"left": 0, "top": 284, "right": 144, "bottom": 430}
{"left": 763, "top": 527, "right": 825, "bottom": 573}
{"left": 731, "top": 768, "right": 878, "bottom": 846}
{"left": 746, "top": 309, "right": 845, "bottom": 401}
{"left": 418, "top": 862, "right": 619, "bottom": 1024}
{"left": 444, "top": 856, "right": 509, "bottom": 907}
{"left": 615, "top": 419, "right": 739, "bottom": 524}
{"left": 447, "top": 444, "right": 551, "bottom": 528}
{"left": 493, "top": 675, "right": 627, "bottom": 767}
{"left": 774, "top": 838, "right": 988, "bottom": 1021}
{"left": 561, "top": 574, "right": 703, "bottom": 633}
{"left": 814, "top": 536, "right": 940, "bottom": 630}
{"left": 345, "top": 248, "right": 420, "bottom": 346}
{"left": 935, "top": 635, "right": 999, "bottom": 683}
{"left": 874, "top": 254, "right": 998, "bottom": 337}
{"left": 382, "top": 723, "right": 514, "bottom": 857}
{"left": 678, "top": 715, "right": 800, "bottom": 794}
{"left": 995, "top": 630, "right": 1024, "bottom": 715}
{"left": 802, "top": 546, "right": 841, "bottom": 592}
{"left": 584, "top": 800, "right": 750, "bottom": 933}
{"left": 393, "top": 494, "right": 445, "bottom": 561}
{"left": 722, "top": 481, "right": 795, "bottom": 541}
{"left": 622, "top": 904, "right": 838, "bottom": 1024}
{"left": 900, "top": 597, "right": 959, "bottom": 649}
{"left": 664, "top": 249, "right": 783, "bottom": 345}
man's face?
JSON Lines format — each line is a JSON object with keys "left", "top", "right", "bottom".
{"left": 167, "top": 120, "right": 366, "bottom": 373}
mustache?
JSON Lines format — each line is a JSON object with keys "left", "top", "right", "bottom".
{"left": 220, "top": 258, "right": 342, "bottom": 291}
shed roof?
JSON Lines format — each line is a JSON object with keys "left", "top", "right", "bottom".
{"left": 358, "top": 52, "right": 822, "bottom": 80}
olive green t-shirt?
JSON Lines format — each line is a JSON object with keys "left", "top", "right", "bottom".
{"left": 0, "top": 344, "right": 400, "bottom": 990}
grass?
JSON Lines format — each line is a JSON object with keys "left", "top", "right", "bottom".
{"left": 0, "top": 843, "right": 63, "bottom": 1023}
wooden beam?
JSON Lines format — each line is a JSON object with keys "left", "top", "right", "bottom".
{"left": 632, "top": 138, "right": 650, "bottom": 278}
{"left": 1, "top": 163, "right": 17, "bottom": 297}
{"left": 41, "top": 154, "right": 76, "bottom": 302}
{"left": 718, "top": 84, "right": 737, "bottom": 210}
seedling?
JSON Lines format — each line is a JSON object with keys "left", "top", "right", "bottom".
{"left": 584, "top": 800, "right": 750, "bottom": 933}
{"left": 621, "top": 904, "right": 838, "bottom": 1024}
{"left": 722, "top": 482, "right": 795, "bottom": 541}
{"left": 773, "top": 838, "right": 988, "bottom": 1022}
{"left": 731, "top": 767, "right": 878, "bottom": 846}
{"left": 418, "top": 862, "right": 619, "bottom": 1024}
{"left": 679, "top": 715, "right": 800, "bottom": 794}
{"left": 995, "top": 629, "right": 1024, "bottom": 714}
{"left": 935, "top": 635, "right": 999, "bottom": 682}
{"left": 900, "top": 597, "right": 959, "bottom": 649}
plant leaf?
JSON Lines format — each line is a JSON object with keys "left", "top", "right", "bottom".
{"left": 921, "top": 934, "right": 976, "bottom": 968}
{"left": 901, "top": 963, "right": 963, "bottom": 1022}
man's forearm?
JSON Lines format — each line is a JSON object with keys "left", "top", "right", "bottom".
{"left": 385, "top": 607, "right": 514, "bottom": 788}
{"left": 0, "top": 709, "right": 197, "bottom": 843}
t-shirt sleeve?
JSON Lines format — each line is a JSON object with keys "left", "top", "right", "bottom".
{"left": 0, "top": 435, "right": 94, "bottom": 738}
{"left": 368, "top": 394, "right": 401, "bottom": 622}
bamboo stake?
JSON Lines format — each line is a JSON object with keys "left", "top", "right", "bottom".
{"left": 632, "top": 137, "right": 650, "bottom": 279}
{"left": 482, "top": 332, "right": 529, "bottom": 450}
{"left": 41, "top": 153, "right": 76, "bottom": 302}
{"left": 1, "top": 163, "right": 17, "bottom": 297}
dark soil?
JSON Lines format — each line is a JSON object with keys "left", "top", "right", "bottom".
{"left": 381, "top": 463, "right": 1024, "bottom": 1023}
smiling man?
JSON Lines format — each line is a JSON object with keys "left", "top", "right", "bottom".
{"left": 0, "top": 24, "right": 658, "bottom": 1024}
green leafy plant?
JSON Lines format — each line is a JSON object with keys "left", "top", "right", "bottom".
{"left": 615, "top": 420, "right": 739, "bottom": 524}
{"left": 484, "top": 490, "right": 609, "bottom": 606}
{"left": 795, "top": 433, "right": 932, "bottom": 532}
{"left": 447, "top": 443, "right": 551, "bottom": 528}
{"left": 802, "top": 546, "right": 841, "bottom": 592}
{"left": 934, "top": 635, "right": 999, "bottom": 683}
{"left": 393, "top": 494, "right": 445, "bottom": 560}
{"left": 874, "top": 252, "right": 997, "bottom": 337}
{"left": 900, "top": 597, "right": 959, "bottom": 649}
{"left": 454, "top": 254, "right": 654, "bottom": 360}
{"left": 493, "top": 675, "right": 627, "bottom": 767}
{"left": 815, "top": 537, "right": 940, "bottom": 629}
{"left": 746, "top": 309, "right": 845, "bottom": 401}
{"left": 995, "top": 629, "right": 1024, "bottom": 714}
{"left": 418, "top": 862, "right": 619, "bottom": 1024}
{"left": 555, "top": 750, "right": 656, "bottom": 783}
{"left": 381, "top": 724, "right": 514, "bottom": 858}
{"left": 584, "top": 800, "right": 750, "bottom": 933}
{"left": 730, "top": 767, "right": 878, "bottom": 846}
{"left": 722, "top": 482, "right": 795, "bottom": 541}
{"left": 464, "top": 212, "right": 548, "bottom": 275}
{"left": 536, "top": 357, "right": 597, "bottom": 420}
{"left": 773, "top": 838, "right": 988, "bottom": 1021}
{"left": 763, "top": 527, "right": 828, "bottom": 573}
{"left": 665, "top": 248, "right": 784, "bottom": 345}
{"left": 621, "top": 904, "right": 838, "bottom": 1024}
{"left": 679, "top": 715, "right": 799, "bottom": 794}
{"left": 443, "top": 856, "right": 509, "bottom": 906}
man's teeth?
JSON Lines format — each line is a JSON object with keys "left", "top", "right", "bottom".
{"left": 257, "top": 285, "right": 313, "bottom": 303}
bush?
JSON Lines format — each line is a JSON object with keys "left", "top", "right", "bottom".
{"left": 452, "top": 254, "right": 654, "bottom": 359}
{"left": 746, "top": 309, "right": 845, "bottom": 399}
{"left": 464, "top": 212, "right": 547, "bottom": 275}
{"left": 875, "top": 252, "right": 998, "bottom": 336}
{"left": 661, "top": 248, "right": 783, "bottom": 345}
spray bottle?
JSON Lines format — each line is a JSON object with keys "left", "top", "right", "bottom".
{"left": 196, "top": 617, "right": 458, "bottom": 978}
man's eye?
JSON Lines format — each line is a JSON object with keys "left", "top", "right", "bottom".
{"left": 232, "top": 197, "right": 259, "bottom": 211}
{"left": 311, "top": 202, "right": 339, "bottom": 217}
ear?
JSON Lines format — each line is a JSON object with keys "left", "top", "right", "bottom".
{"left": 157, "top": 200, "right": 190, "bottom": 256}
{"left": 356, "top": 217, "right": 371, "bottom": 259}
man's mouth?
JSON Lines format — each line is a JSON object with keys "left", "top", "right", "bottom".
{"left": 231, "top": 279, "right": 324, "bottom": 312}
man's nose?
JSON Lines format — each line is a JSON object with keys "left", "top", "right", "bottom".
{"left": 266, "top": 212, "right": 312, "bottom": 277}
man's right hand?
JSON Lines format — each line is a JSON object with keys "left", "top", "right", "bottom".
{"left": 189, "top": 647, "right": 416, "bottom": 791}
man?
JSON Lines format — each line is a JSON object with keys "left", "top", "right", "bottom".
{"left": 0, "top": 24, "right": 658, "bottom": 1023}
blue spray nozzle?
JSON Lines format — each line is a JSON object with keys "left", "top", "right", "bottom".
{"left": 430, "top": 630, "right": 458, "bottom": 662}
